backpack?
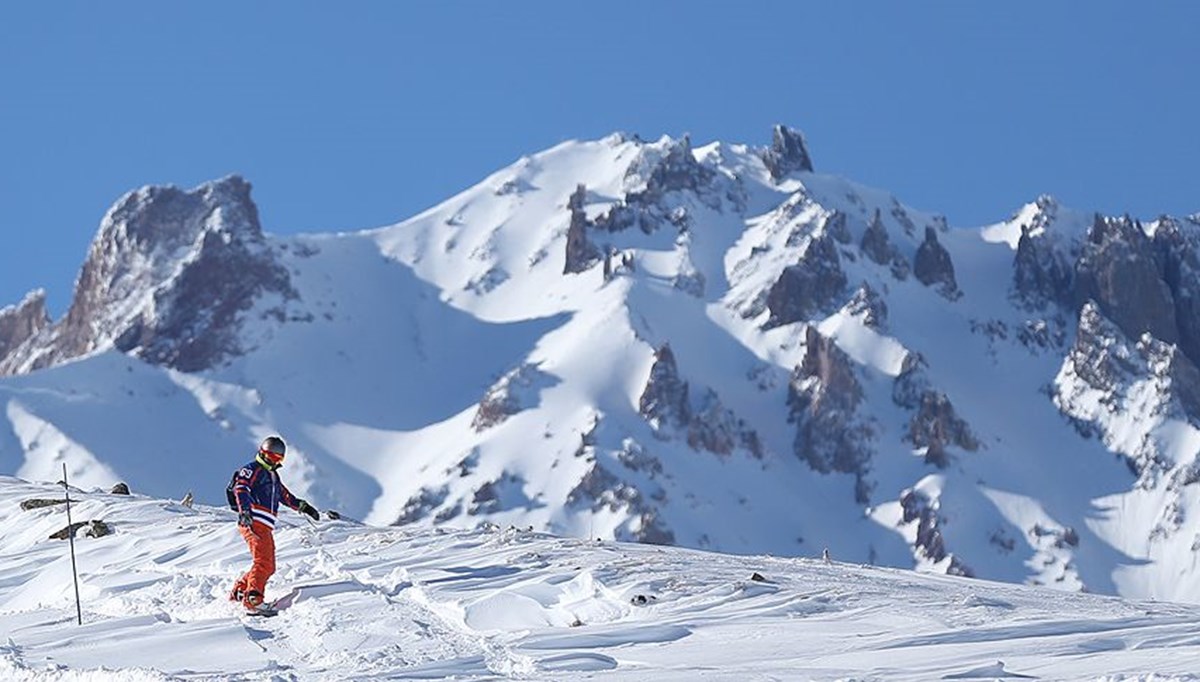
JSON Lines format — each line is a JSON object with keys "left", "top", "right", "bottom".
{"left": 225, "top": 470, "right": 241, "bottom": 510}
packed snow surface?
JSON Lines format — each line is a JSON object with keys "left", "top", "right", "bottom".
{"left": 1, "top": 477, "right": 1197, "bottom": 681}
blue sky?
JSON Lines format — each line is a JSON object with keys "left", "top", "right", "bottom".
{"left": 1, "top": 2, "right": 1196, "bottom": 315}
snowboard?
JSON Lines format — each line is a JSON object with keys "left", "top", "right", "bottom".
{"left": 236, "top": 581, "right": 358, "bottom": 618}
{"left": 242, "top": 604, "right": 279, "bottom": 618}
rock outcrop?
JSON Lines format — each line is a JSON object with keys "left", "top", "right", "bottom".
{"left": 472, "top": 363, "right": 557, "bottom": 431}
{"left": 859, "top": 209, "right": 910, "bottom": 280}
{"left": 843, "top": 283, "right": 888, "bottom": 331}
{"left": 764, "top": 232, "right": 847, "bottom": 328}
{"left": 893, "top": 354, "right": 979, "bottom": 468}
{"left": 563, "top": 184, "right": 602, "bottom": 274}
{"left": 567, "top": 461, "right": 675, "bottom": 544}
{"left": 638, "top": 344, "right": 762, "bottom": 457}
{"left": 899, "top": 487, "right": 973, "bottom": 577}
{"left": 595, "top": 136, "right": 723, "bottom": 235}
{"left": 639, "top": 344, "right": 691, "bottom": 431}
{"left": 1011, "top": 198, "right": 1073, "bottom": 309}
{"left": 1054, "top": 301, "right": 1200, "bottom": 484}
{"left": 762, "top": 124, "right": 814, "bottom": 180}
{"left": 1074, "top": 215, "right": 1177, "bottom": 348}
{"left": 1, "top": 175, "right": 296, "bottom": 375}
{"left": 0, "top": 290, "right": 50, "bottom": 367}
{"left": 913, "top": 226, "right": 959, "bottom": 299}
{"left": 788, "top": 326, "right": 874, "bottom": 502}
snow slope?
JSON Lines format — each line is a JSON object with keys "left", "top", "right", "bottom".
{"left": 2, "top": 476, "right": 1198, "bottom": 681}
{"left": 2, "top": 128, "right": 1200, "bottom": 608}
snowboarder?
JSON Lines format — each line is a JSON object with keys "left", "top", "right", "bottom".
{"left": 226, "top": 435, "right": 320, "bottom": 613}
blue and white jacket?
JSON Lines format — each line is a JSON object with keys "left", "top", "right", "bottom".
{"left": 226, "top": 459, "right": 302, "bottom": 531}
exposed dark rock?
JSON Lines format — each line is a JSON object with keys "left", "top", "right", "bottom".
{"left": 860, "top": 209, "right": 910, "bottom": 280}
{"left": 686, "top": 388, "right": 764, "bottom": 458}
{"left": 642, "top": 135, "right": 716, "bottom": 196}
{"left": 788, "top": 327, "right": 874, "bottom": 502}
{"left": 639, "top": 344, "right": 691, "bottom": 430}
{"left": 892, "top": 353, "right": 978, "bottom": 467}
{"left": 394, "top": 486, "right": 449, "bottom": 525}
{"left": 1152, "top": 216, "right": 1200, "bottom": 367}
{"left": 563, "top": 184, "right": 602, "bottom": 274}
{"left": 109, "top": 482, "right": 130, "bottom": 495}
{"left": 844, "top": 283, "right": 888, "bottom": 330}
{"left": 1011, "top": 202, "right": 1073, "bottom": 309}
{"left": 899, "top": 488, "right": 973, "bottom": 577}
{"left": 826, "top": 211, "right": 852, "bottom": 245}
{"left": 20, "top": 498, "right": 66, "bottom": 511}
{"left": 567, "top": 462, "right": 629, "bottom": 510}
{"left": 764, "top": 232, "right": 847, "bottom": 328}
{"left": 1056, "top": 302, "right": 1200, "bottom": 483}
{"left": 594, "top": 137, "right": 722, "bottom": 235}
{"left": 2, "top": 175, "right": 297, "bottom": 375}
{"left": 1063, "top": 303, "right": 1137, "bottom": 399}
{"left": 906, "top": 391, "right": 980, "bottom": 468}
{"left": 633, "top": 510, "right": 675, "bottom": 545}
{"left": 50, "top": 519, "right": 112, "bottom": 540}
{"left": 472, "top": 363, "right": 557, "bottom": 431}
{"left": 469, "top": 480, "right": 499, "bottom": 515}
{"left": 616, "top": 440, "right": 664, "bottom": 476}
{"left": 860, "top": 209, "right": 893, "bottom": 266}
{"left": 914, "top": 226, "right": 959, "bottom": 298}
{"left": 639, "top": 344, "right": 763, "bottom": 457}
{"left": 0, "top": 291, "right": 50, "bottom": 366}
{"left": 467, "top": 472, "right": 533, "bottom": 516}
{"left": 892, "top": 353, "right": 930, "bottom": 409}
{"left": 762, "top": 124, "right": 814, "bottom": 180}
{"left": 1074, "top": 214, "right": 1177, "bottom": 347}
{"left": 566, "top": 462, "right": 675, "bottom": 545}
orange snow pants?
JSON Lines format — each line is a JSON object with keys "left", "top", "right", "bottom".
{"left": 237, "top": 525, "right": 276, "bottom": 601}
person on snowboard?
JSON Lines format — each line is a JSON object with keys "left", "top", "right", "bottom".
{"left": 226, "top": 435, "right": 320, "bottom": 613}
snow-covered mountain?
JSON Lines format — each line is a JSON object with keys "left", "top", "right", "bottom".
{"left": 3, "top": 476, "right": 1199, "bottom": 680}
{"left": 3, "top": 126, "right": 1200, "bottom": 604}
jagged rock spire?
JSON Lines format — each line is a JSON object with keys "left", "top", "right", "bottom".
{"left": 914, "top": 226, "right": 959, "bottom": 298}
{"left": 639, "top": 343, "right": 691, "bottom": 429}
{"left": 564, "top": 184, "right": 602, "bottom": 274}
{"left": 763, "top": 124, "right": 814, "bottom": 180}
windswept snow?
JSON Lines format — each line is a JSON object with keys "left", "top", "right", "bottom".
{"left": 1, "top": 477, "right": 1198, "bottom": 681}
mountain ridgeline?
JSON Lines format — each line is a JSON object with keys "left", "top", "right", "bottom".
{"left": 2, "top": 126, "right": 1200, "bottom": 602}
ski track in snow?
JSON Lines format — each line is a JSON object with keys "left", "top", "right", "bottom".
{"left": 1, "top": 478, "right": 1199, "bottom": 681}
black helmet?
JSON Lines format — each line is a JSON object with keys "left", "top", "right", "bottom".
{"left": 258, "top": 436, "right": 286, "bottom": 466}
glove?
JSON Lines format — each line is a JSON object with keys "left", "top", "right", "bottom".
{"left": 238, "top": 510, "right": 254, "bottom": 528}
{"left": 297, "top": 500, "right": 320, "bottom": 521}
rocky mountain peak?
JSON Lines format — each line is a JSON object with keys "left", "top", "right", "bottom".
{"left": 0, "top": 290, "right": 50, "bottom": 365}
{"left": 99, "top": 175, "right": 262, "bottom": 255}
{"left": 762, "top": 124, "right": 814, "bottom": 180}
{"left": 1, "top": 175, "right": 295, "bottom": 375}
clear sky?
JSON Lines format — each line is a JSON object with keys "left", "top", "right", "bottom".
{"left": 2, "top": 2, "right": 1196, "bottom": 316}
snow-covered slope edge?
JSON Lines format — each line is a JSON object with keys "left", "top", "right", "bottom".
{"left": 2, "top": 475, "right": 1198, "bottom": 681}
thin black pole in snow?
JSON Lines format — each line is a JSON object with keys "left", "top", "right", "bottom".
{"left": 62, "top": 463, "right": 83, "bottom": 626}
